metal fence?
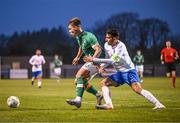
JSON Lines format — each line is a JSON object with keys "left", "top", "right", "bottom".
{"left": 0, "top": 56, "right": 180, "bottom": 79}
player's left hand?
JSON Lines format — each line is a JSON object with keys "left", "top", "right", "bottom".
{"left": 83, "top": 56, "right": 93, "bottom": 62}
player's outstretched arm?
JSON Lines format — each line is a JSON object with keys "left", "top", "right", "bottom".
{"left": 92, "top": 44, "right": 102, "bottom": 58}
{"left": 83, "top": 56, "right": 116, "bottom": 64}
{"left": 160, "top": 54, "right": 164, "bottom": 64}
{"left": 29, "top": 57, "right": 35, "bottom": 66}
{"left": 42, "top": 56, "right": 46, "bottom": 65}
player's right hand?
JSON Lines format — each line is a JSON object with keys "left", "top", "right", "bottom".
{"left": 72, "top": 57, "right": 79, "bottom": 65}
{"left": 161, "top": 61, "right": 164, "bottom": 64}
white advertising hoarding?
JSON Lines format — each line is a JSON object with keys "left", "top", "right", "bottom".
{"left": 10, "top": 69, "right": 28, "bottom": 79}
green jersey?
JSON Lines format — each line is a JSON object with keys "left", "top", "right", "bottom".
{"left": 53, "top": 59, "right": 63, "bottom": 68}
{"left": 76, "top": 31, "right": 99, "bottom": 56}
{"left": 133, "top": 54, "right": 144, "bottom": 65}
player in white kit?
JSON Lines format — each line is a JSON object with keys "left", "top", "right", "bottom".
{"left": 29, "top": 49, "right": 46, "bottom": 88}
{"left": 84, "top": 28, "right": 165, "bottom": 110}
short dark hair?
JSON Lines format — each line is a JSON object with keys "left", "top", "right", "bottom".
{"left": 36, "top": 48, "right": 41, "bottom": 51}
{"left": 166, "top": 40, "right": 171, "bottom": 43}
{"left": 106, "top": 28, "right": 119, "bottom": 38}
{"left": 68, "top": 17, "right": 81, "bottom": 26}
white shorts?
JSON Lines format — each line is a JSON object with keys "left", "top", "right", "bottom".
{"left": 135, "top": 65, "right": 144, "bottom": 72}
{"left": 54, "top": 68, "right": 61, "bottom": 75}
{"left": 81, "top": 62, "right": 99, "bottom": 81}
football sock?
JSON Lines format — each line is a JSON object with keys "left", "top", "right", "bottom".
{"left": 84, "top": 81, "right": 98, "bottom": 96}
{"left": 172, "top": 77, "right": 176, "bottom": 88}
{"left": 31, "top": 77, "right": 35, "bottom": 82}
{"left": 76, "top": 77, "right": 85, "bottom": 98}
{"left": 141, "top": 89, "right": 160, "bottom": 106}
{"left": 102, "top": 86, "right": 113, "bottom": 106}
{"left": 38, "top": 80, "right": 42, "bottom": 87}
{"left": 75, "top": 96, "right": 82, "bottom": 102}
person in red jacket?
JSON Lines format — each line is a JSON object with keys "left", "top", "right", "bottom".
{"left": 161, "top": 40, "right": 179, "bottom": 88}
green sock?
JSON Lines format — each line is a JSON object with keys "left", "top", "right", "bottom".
{"left": 84, "top": 81, "right": 98, "bottom": 96}
{"left": 76, "top": 77, "right": 85, "bottom": 97}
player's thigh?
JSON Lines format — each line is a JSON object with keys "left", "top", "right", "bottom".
{"left": 77, "top": 62, "right": 98, "bottom": 78}
{"left": 124, "top": 69, "right": 140, "bottom": 86}
{"left": 83, "top": 62, "right": 98, "bottom": 75}
{"left": 100, "top": 78, "right": 118, "bottom": 87}
{"left": 171, "top": 70, "right": 176, "bottom": 77}
{"left": 36, "top": 72, "right": 43, "bottom": 79}
{"left": 139, "top": 65, "right": 144, "bottom": 73}
{"left": 76, "top": 67, "right": 89, "bottom": 78}
{"left": 165, "top": 63, "right": 171, "bottom": 77}
{"left": 108, "top": 72, "right": 125, "bottom": 87}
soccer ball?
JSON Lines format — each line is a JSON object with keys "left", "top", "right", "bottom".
{"left": 7, "top": 96, "right": 20, "bottom": 108}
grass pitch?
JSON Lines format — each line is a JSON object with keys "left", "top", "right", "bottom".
{"left": 0, "top": 77, "right": 180, "bottom": 122}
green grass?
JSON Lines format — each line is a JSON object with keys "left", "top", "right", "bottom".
{"left": 0, "top": 77, "right": 180, "bottom": 122}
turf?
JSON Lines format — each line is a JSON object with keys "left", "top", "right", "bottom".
{"left": 0, "top": 77, "right": 180, "bottom": 122}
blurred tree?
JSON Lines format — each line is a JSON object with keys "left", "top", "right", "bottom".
{"left": 93, "top": 12, "right": 140, "bottom": 49}
{"left": 0, "top": 34, "right": 9, "bottom": 48}
{"left": 0, "top": 34, "right": 9, "bottom": 55}
{"left": 92, "top": 12, "right": 171, "bottom": 63}
{"left": 5, "top": 27, "right": 74, "bottom": 63}
{"left": 139, "top": 18, "right": 170, "bottom": 49}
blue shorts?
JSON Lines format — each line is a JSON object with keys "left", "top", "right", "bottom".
{"left": 108, "top": 69, "right": 140, "bottom": 86}
{"left": 32, "top": 71, "right": 42, "bottom": 78}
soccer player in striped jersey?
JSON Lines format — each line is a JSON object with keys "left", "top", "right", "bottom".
{"left": 84, "top": 28, "right": 165, "bottom": 110}
{"left": 29, "top": 49, "right": 45, "bottom": 88}
{"left": 66, "top": 17, "right": 103, "bottom": 108}
{"left": 161, "top": 40, "right": 179, "bottom": 88}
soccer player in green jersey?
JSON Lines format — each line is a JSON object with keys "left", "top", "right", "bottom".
{"left": 53, "top": 54, "right": 63, "bottom": 82}
{"left": 66, "top": 17, "right": 103, "bottom": 108}
{"left": 133, "top": 50, "right": 144, "bottom": 82}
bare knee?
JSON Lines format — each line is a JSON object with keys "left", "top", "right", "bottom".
{"left": 132, "top": 88, "right": 140, "bottom": 94}
{"left": 131, "top": 83, "right": 142, "bottom": 95}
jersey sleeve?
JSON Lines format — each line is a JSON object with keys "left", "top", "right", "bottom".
{"left": 173, "top": 48, "right": 177, "bottom": 53}
{"left": 42, "top": 56, "right": 46, "bottom": 64}
{"left": 29, "top": 56, "right": 34, "bottom": 65}
{"left": 76, "top": 37, "right": 81, "bottom": 48}
{"left": 104, "top": 45, "right": 109, "bottom": 59}
{"left": 88, "top": 33, "right": 99, "bottom": 48}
